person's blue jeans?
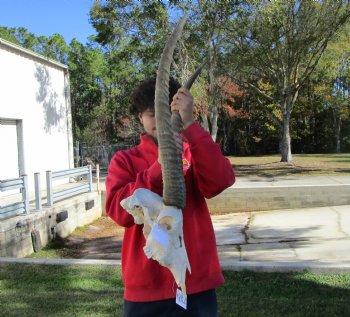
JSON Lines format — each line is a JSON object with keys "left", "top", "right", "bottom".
{"left": 123, "top": 289, "right": 218, "bottom": 317}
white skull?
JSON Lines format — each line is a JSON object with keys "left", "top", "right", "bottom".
{"left": 120, "top": 188, "right": 191, "bottom": 294}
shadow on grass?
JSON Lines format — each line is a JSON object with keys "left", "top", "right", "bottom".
{"left": 218, "top": 270, "right": 350, "bottom": 317}
{"left": 231, "top": 153, "right": 350, "bottom": 178}
{"left": 327, "top": 158, "right": 350, "bottom": 163}
{"left": 1, "top": 263, "right": 349, "bottom": 317}
{"left": 335, "top": 168, "right": 350, "bottom": 173}
{"left": 29, "top": 235, "right": 122, "bottom": 261}
{"left": 0, "top": 263, "right": 123, "bottom": 317}
{"left": 66, "top": 236, "right": 122, "bottom": 260}
{"left": 233, "top": 164, "right": 324, "bottom": 178}
{"left": 232, "top": 163, "right": 350, "bottom": 178}
{"left": 296, "top": 153, "right": 350, "bottom": 160}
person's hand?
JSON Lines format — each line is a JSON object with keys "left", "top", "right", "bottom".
{"left": 170, "top": 87, "right": 194, "bottom": 130}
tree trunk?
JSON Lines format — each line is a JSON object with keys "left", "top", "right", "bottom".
{"left": 280, "top": 93, "right": 294, "bottom": 163}
{"left": 200, "top": 113, "right": 210, "bottom": 132}
{"left": 208, "top": 24, "right": 218, "bottom": 142}
{"left": 209, "top": 107, "right": 218, "bottom": 141}
{"left": 333, "top": 108, "right": 341, "bottom": 153}
{"left": 280, "top": 111, "right": 293, "bottom": 162}
{"left": 279, "top": 87, "right": 299, "bottom": 162}
{"left": 208, "top": 62, "right": 218, "bottom": 141}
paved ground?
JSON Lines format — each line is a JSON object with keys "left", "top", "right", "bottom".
{"left": 215, "top": 204, "right": 350, "bottom": 272}
{"left": 216, "top": 175, "right": 350, "bottom": 272}
{"left": 1, "top": 176, "right": 350, "bottom": 273}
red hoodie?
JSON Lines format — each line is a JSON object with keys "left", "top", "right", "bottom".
{"left": 105, "top": 122, "right": 235, "bottom": 302}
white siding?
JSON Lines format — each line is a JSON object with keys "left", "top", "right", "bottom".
{"left": 0, "top": 40, "right": 73, "bottom": 193}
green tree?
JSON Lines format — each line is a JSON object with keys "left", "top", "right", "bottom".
{"left": 90, "top": 0, "right": 242, "bottom": 142}
{"left": 0, "top": 26, "right": 68, "bottom": 63}
{"left": 224, "top": 0, "right": 350, "bottom": 161}
{"left": 42, "top": 33, "right": 68, "bottom": 64}
{"left": 195, "top": 0, "right": 238, "bottom": 140}
{"left": 311, "top": 25, "right": 350, "bottom": 153}
{"left": 68, "top": 39, "right": 105, "bottom": 143}
{"left": 88, "top": 0, "right": 173, "bottom": 142}
{"left": 90, "top": 0, "right": 170, "bottom": 72}
{"left": 0, "top": 26, "right": 18, "bottom": 43}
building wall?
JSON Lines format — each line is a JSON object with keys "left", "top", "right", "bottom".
{"left": 0, "top": 40, "right": 73, "bottom": 193}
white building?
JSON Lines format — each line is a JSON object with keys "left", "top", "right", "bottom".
{"left": 0, "top": 38, "right": 73, "bottom": 195}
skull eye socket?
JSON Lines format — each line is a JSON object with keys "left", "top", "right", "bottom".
{"left": 158, "top": 216, "right": 174, "bottom": 231}
{"left": 165, "top": 224, "right": 172, "bottom": 230}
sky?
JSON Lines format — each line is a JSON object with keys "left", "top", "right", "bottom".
{"left": 0, "top": 0, "right": 97, "bottom": 44}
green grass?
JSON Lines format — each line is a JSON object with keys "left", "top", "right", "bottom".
{"left": 229, "top": 153, "right": 350, "bottom": 177}
{"left": 218, "top": 271, "right": 350, "bottom": 317}
{"left": 1, "top": 263, "right": 350, "bottom": 316}
{"left": 0, "top": 263, "right": 123, "bottom": 317}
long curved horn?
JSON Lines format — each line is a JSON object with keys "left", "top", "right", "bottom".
{"left": 170, "top": 60, "right": 207, "bottom": 143}
{"left": 184, "top": 60, "right": 207, "bottom": 90}
{"left": 155, "top": 13, "right": 189, "bottom": 209}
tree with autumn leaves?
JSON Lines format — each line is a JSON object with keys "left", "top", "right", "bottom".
{"left": 1, "top": 0, "right": 350, "bottom": 160}
{"left": 222, "top": 0, "right": 350, "bottom": 161}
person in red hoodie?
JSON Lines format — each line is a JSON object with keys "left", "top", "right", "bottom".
{"left": 105, "top": 77, "right": 235, "bottom": 317}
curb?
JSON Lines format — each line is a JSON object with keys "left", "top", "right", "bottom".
{"left": 220, "top": 261, "right": 350, "bottom": 274}
{"left": 2, "top": 257, "right": 350, "bottom": 274}
{"left": 0, "top": 257, "right": 121, "bottom": 266}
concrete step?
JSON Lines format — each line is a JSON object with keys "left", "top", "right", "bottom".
{"left": 207, "top": 176, "right": 350, "bottom": 213}
{"left": 213, "top": 205, "right": 350, "bottom": 268}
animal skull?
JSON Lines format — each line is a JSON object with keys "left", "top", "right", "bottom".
{"left": 121, "top": 188, "right": 191, "bottom": 294}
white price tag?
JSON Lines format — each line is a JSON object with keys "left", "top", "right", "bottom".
{"left": 176, "top": 288, "right": 187, "bottom": 310}
{"left": 150, "top": 224, "right": 170, "bottom": 248}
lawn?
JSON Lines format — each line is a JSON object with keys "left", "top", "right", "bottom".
{"left": 1, "top": 263, "right": 350, "bottom": 317}
{"left": 229, "top": 153, "right": 350, "bottom": 177}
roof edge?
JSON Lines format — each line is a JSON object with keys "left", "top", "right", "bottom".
{"left": 0, "top": 37, "right": 68, "bottom": 71}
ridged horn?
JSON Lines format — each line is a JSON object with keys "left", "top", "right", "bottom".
{"left": 184, "top": 60, "right": 207, "bottom": 90}
{"left": 155, "top": 13, "right": 189, "bottom": 209}
{"left": 170, "top": 60, "right": 208, "bottom": 140}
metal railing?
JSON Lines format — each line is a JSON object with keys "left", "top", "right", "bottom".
{"left": 0, "top": 175, "right": 29, "bottom": 219}
{"left": 45, "top": 165, "right": 93, "bottom": 207}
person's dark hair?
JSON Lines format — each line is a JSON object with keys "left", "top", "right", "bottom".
{"left": 129, "top": 77, "right": 181, "bottom": 118}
